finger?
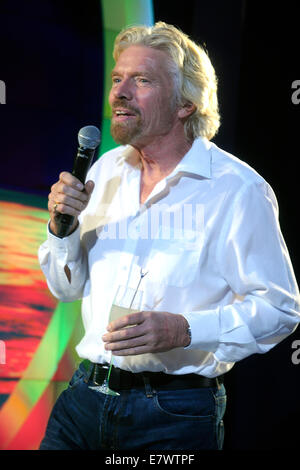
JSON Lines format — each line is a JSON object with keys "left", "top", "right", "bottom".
{"left": 85, "top": 180, "right": 95, "bottom": 195}
{"left": 48, "top": 195, "right": 60, "bottom": 213}
{"left": 52, "top": 202, "right": 59, "bottom": 213}
{"left": 107, "top": 311, "right": 145, "bottom": 332}
{"left": 56, "top": 193, "right": 88, "bottom": 211}
{"left": 59, "top": 171, "right": 84, "bottom": 191}
{"left": 103, "top": 323, "right": 145, "bottom": 344}
{"left": 105, "top": 334, "right": 149, "bottom": 353}
{"left": 49, "top": 184, "right": 90, "bottom": 215}
{"left": 54, "top": 183, "right": 90, "bottom": 202}
{"left": 48, "top": 197, "right": 81, "bottom": 217}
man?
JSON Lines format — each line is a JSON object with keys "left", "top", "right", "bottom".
{"left": 38, "top": 22, "right": 300, "bottom": 450}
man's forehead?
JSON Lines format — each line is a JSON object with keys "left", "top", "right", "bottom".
{"left": 113, "top": 45, "right": 169, "bottom": 72}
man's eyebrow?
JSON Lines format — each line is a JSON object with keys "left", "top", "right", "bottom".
{"left": 111, "top": 70, "right": 154, "bottom": 78}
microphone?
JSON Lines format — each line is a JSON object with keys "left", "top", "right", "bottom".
{"left": 55, "top": 125, "right": 101, "bottom": 238}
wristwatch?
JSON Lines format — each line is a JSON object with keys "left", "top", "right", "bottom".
{"left": 185, "top": 325, "right": 192, "bottom": 348}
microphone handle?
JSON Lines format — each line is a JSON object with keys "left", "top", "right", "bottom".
{"left": 55, "top": 146, "right": 95, "bottom": 238}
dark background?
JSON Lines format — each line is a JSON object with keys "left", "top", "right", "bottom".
{"left": 0, "top": 0, "right": 299, "bottom": 450}
{"left": 0, "top": 0, "right": 103, "bottom": 196}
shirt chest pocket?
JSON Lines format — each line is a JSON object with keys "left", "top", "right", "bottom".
{"left": 147, "top": 226, "right": 203, "bottom": 288}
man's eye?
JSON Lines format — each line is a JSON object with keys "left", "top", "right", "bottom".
{"left": 112, "top": 77, "right": 121, "bottom": 84}
{"left": 137, "top": 77, "right": 149, "bottom": 84}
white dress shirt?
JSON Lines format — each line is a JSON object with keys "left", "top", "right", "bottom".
{"left": 38, "top": 137, "right": 300, "bottom": 377}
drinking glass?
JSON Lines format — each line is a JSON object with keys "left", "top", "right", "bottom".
{"left": 97, "top": 269, "right": 148, "bottom": 396}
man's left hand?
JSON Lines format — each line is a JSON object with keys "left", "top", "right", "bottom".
{"left": 102, "top": 311, "right": 191, "bottom": 355}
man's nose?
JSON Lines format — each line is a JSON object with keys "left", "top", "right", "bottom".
{"left": 113, "top": 79, "right": 133, "bottom": 100}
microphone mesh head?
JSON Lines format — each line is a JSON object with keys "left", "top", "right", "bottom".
{"left": 78, "top": 126, "right": 101, "bottom": 149}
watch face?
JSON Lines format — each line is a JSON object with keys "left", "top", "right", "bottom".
{"left": 187, "top": 327, "right": 192, "bottom": 346}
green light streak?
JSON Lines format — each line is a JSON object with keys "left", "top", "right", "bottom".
{"left": 99, "top": 0, "right": 154, "bottom": 156}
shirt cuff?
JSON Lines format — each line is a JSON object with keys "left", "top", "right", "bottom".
{"left": 47, "top": 220, "right": 81, "bottom": 265}
{"left": 181, "top": 310, "right": 220, "bottom": 353}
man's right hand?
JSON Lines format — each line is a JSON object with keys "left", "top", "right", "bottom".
{"left": 48, "top": 171, "right": 94, "bottom": 237}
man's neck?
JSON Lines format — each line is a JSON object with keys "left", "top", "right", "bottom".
{"left": 133, "top": 132, "right": 193, "bottom": 204}
{"left": 136, "top": 129, "right": 192, "bottom": 176}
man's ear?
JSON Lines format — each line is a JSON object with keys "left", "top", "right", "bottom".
{"left": 178, "top": 102, "right": 196, "bottom": 119}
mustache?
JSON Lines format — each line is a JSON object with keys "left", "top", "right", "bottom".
{"left": 111, "top": 100, "right": 140, "bottom": 115}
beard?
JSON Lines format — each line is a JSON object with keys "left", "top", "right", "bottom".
{"left": 110, "top": 99, "right": 143, "bottom": 145}
{"left": 110, "top": 115, "right": 143, "bottom": 145}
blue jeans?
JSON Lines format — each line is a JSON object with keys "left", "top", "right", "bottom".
{"left": 39, "top": 362, "right": 226, "bottom": 450}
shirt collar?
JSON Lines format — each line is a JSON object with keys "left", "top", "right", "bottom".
{"left": 166, "top": 137, "right": 212, "bottom": 180}
{"left": 122, "top": 136, "right": 212, "bottom": 179}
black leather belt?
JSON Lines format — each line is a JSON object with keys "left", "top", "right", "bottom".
{"left": 82, "top": 360, "right": 223, "bottom": 391}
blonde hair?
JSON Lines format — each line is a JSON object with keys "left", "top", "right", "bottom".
{"left": 113, "top": 21, "right": 220, "bottom": 141}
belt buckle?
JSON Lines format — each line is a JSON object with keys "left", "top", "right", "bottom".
{"left": 93, "top": 364, "right": 109, "bottom": 385}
